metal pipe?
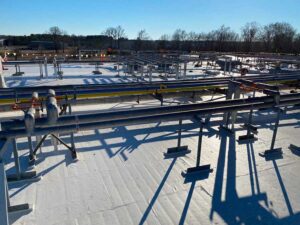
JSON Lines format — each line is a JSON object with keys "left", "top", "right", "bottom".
{"left": 3, "top": 93, "right": 300, "bottom": 130}
{"left": 1, "top": 72, "right": 299, "bottom": 95}
{"left": 1, "top": 97, "right": 300, "bottom": 139}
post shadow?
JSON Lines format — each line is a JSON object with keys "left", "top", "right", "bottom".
{"left": 139, "top": 157, "right": 177, "bottom": 225}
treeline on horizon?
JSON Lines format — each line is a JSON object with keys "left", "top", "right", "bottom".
{"left": 1, "top": 22, "right": 300, "bottom": 54}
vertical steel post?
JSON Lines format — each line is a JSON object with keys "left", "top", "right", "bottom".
{"left": 177, "top": 119, "right": 183, "bottom": 148}
{"left": 183, "top": 62, "right": 187, "bottom": 79}
{"left": 246, "top": 91, "right": 256, "bottom": 137}
{"left": 44, "top": 57, "right": 48, "bottom": 78}
{"left": 176, "top": 63, "right": 179, "bottom": 80}
{"left": 12, "top": 139, "right": 21, "bottom": 180}
{"left": 196, "top": 120, "right": 204, "bottom": 167}
{"left": 68, "top": 104, "right": 76, "bottom": 151}
{"left": 149, "top": 65, "right": 152, "bottom": 83}
{"left": 28, "top": 136, "right": 34, "bottom": 157}
{"left": 270, "top": 108, "right": 281, "bottom": 151}
{"left": 39, "top": 63, "right": 43, "bottom": 79}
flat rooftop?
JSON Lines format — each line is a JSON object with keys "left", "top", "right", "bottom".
{"left": 1, "top": 63, "right": 300, "bottom": 225}
{"left": 2, "top": 100, "right": 300, "bottom": 225}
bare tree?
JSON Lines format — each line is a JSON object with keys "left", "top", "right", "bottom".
{"left": 47, "top": 26, "right": 64, "bottom": 53}
{"left": 158, "top": 34, "right": 170, "bottom": 50}
{"left": 160, "top": 34, "right": 171, "bottom": 41}
{"left": 172, "top": 29, "right": 187, "bottom": 50}
{"left": 137, "top": 29, "right": 150, "bottom": 40}
{"left": 172, "top": 29, "right": 188, "bottom": 41}
{"left": 102, "top": 27, "right": 116, "bottom": 47}
{"left": 272, "top": 22, "right": 296, "bottom": 52}
{"left": 241, "top": 22, "right": 260, "bottom": 52}
{"left": 259, "top": 22, "right": 296, "bottom": 52}
{"left": 187, "top": 31, "right": 199, "bottom": 41}
{"left": 134, "top": 29, "right": 151, "bottom": 51}
{"left": 115, "top": 26, "right": 126, "bottom": 49}
{"left": 102, "top": 26, "right": 126, "bottom": 49}
{"left": 213, "top": 25, "right": 239, "bottom": 51}
{"left": 294, "top": 33, "right": 300, "bottom": 54}
{"left": 259, "top": 24, "right": 273, "bottom": 52}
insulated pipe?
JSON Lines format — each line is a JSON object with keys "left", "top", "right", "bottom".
{"left": 47, "top": 97, "right": 59, "bottom": 125}
{"left": 2, "top": 97, "right": 300, "bottom": 139}
{"left": 46, "top": 89, "right": 58, "bottom": 124}
{"left": 0, "top": 74, "right": 299, "bottom": 105}
{"left": 47, "top": 89, "right": 56, "bottom": 97}
{"left": 1, "top": 72, "right": 299, "bottom": 95}
{"left": 32, "top": 92, "right": 39, "bottom": 101}
{"left": 24, "top": 108, "right": 36, "bottom": 135}
{"left": 2, "top": 94, "right": 276, "bottom": 129}
{"left": 2, "top": 93, "right": 300, "bottom": 132}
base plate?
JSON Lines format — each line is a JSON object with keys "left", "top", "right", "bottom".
{"left": 259, "top": 148, "right": 283, "bottom": 160}
{"left": 182, "top": 164, "right": 213, "bottom": 183}
{"left": 7, "top": 171, "right": 41, "bottom": 183}
{"left": 164, "top": 146, "right": 191, "bottom": 158}
{"left": 238, "top": 134, "right": 255, "bottom": 141}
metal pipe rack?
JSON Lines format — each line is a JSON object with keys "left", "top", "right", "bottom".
{"left": 0, "top": 73, "right": 299, "bottom": 108}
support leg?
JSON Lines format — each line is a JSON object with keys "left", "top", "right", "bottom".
{"left": 239, "top": 106, "right": 257, "bottom": 141}
{"left": 12, "top": 139, "right": 21, "bottom": 180}
{"left": 7, "top": 139, "right": 39, "bottom": 182}
{"left": 51, "top": 134, "right": 77, "bottom": 159}
{"left": 260, "top": 108, "right": 283, "bottom": 158}
{"left": 182, "top": 119, "right": 212, "bottom": 180}
{"left": 164, "top": 119, "right": 190, "bottom": 158}
{"left": 29, "top": 134, "right": 48, "bottom": 162}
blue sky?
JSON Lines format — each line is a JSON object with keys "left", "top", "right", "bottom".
{"left": 1, "top": 0, "right": 299, "bottom": 39}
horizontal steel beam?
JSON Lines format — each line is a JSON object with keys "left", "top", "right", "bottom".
{"left": 0, "top": 73, "right": 299, "bottom": 107}
{"left": 1, "top": 94, "right": 300, "bottom": 139}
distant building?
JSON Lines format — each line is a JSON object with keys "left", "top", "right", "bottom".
{"left": 0, "top": 39, "right": 7, "bottom": 47}
{"left": 28, "top": 41, "right": 58, "bottom": 50}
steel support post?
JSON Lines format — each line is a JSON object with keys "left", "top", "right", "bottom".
{"left": 183, "top": 62, "right": 187, "bottom": 79}
{"left": 164, "top": 119, "right": 190, "bottom": 158}
{"left": 149, "top": 65, "right": 152, "bottom": 83}
{"left": 182, "top": 119, "right": 212, "bottom": 181}
{"left": 176, "top": 63, "right": 179, "bottom": 80}
{"left": 30, "top": 134, "right": 48, "bottom": 162}
{"left": 141, "top": 66, "right": 144, "bottom": 80}
{"left": 68, "top": 104, "right": 77, "bottom": 159}
{"left": 1, "top": 163, "right": 33, "bottom": 221}
{"left": 39, "top": 63, "right": 43, "bottom": 79}
{"left": 238, "top": 105, "right": 256, "bottom": 141}
{"left": 93, "top": 62, "right": 101, "bottom": 74}
{"left": 44, "top": 57, "right": 48, "bottom": 78}
{"left": 229, "top": 59, "right": 232, "bottom": 75}
{"left": 53, "top": 59, "right": 58, "bottom": 77}
{"left": 0, "top": 163, "right": 9, "bottom": 225}
{"left": 260, "top": 107, "right": 283, "bottom": 157}
{"left": 7, "top": 139, "right": 38, "bottom": 182}
{"left": 28, "top": 137, "right": 34, "bottom": 157}
{"left": 239, "top": 91, "right": 258, "bottom": 141}
{"left": 12, "top": 139, "right": 21, "bottom": 180}
{"left": 51, "top": 134, "right": 77, "bottom": 159}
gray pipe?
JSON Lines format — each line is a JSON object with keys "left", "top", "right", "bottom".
{"left": 3, "top": 93, "right": 300, "bottom": 130}
{"left": 1, "top": 97, "right": 300, "bottom": 139}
